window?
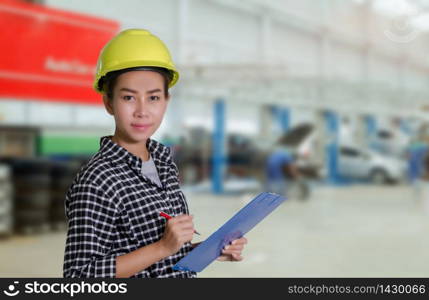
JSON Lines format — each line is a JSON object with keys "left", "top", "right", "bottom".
{"left": 340, "top": 147, "right": 360, "bottom": 157}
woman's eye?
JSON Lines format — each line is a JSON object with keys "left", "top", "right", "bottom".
{"left": 122, "top": 95, "right": 134, "bottom": 101}
{"left": 150, "top": 95, "right": 160, "bottom": 101}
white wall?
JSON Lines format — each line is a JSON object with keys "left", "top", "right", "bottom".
{"left": 271, "top": 20, "right": 319, "bottom": 76}
{"left": 14, "top": 0, "right": 429, "bottom": 135}
{"left": 187, "top": 0, "right": 260, "bottom": 64}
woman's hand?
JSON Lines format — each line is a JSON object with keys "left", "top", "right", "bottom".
{"left": 159, "top": 215, "right": 195, "bottom": 256}
{"left": 217, "top": 237, "right": 248, "bottom": 262}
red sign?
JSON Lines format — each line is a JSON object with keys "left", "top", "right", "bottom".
{"left": 0, "top": 0, "right": 119, "bottom": 105}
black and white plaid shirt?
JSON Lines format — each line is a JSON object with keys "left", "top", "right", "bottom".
{"left": 63, "top": 136, "right": 196, "bottom": 278}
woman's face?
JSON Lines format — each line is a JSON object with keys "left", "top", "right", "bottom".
{"left": 104, "top": 70, "right": 169, "bottom": 144}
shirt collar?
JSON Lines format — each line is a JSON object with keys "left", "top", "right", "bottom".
{"left": 99, "top": 136, "right": 173, "bottom": 170}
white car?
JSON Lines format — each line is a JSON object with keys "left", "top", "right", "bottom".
{"left": 338, "top": 145, "right": 407, "bottom": 184}
{"left": 370, "top": 129, "right": 410, "bottom": 159}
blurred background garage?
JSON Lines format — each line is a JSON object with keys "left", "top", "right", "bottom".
{"left": 0, "top": 0, "right": 429, "bottom": 277}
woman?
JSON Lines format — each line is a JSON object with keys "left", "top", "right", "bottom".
{"left": 63, "top": 29, "right": 247, "bottom": 278}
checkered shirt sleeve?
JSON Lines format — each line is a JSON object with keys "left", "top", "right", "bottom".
{"left": 63, "top": 181, "right": 118, "bottom": 278}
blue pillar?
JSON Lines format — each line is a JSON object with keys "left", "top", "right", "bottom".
{"left": 364, "top": 115, "right": 377, "bottom": 150}
{"left": 400, "top": 118, "right": 411, "bottom": 135}
{"left": 212, "top": 99, "right": 226, "bottom": 194}
{"left": 324, "top": 111, "right": 339, "bottom": 183}
{"left": 271, "top": 106, "right": 290, "bottom": 133}
{"left": 281, "top": 108, "right": 290, "bottom": 132}
{"left": 365, "top": 115, "right": 377, "bottom": 137}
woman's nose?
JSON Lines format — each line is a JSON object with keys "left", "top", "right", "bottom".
{"left": 134, "top": 99, "right": 149, "bottom": 118}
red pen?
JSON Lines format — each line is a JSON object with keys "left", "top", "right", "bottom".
{"left": 159, "top": 211, "right": 201, "bottom": 235}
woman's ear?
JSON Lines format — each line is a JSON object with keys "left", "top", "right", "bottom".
{"left": 103, "top": 94, "right": 114, "bottom": 115}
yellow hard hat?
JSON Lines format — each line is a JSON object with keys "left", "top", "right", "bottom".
{"left": 94, "top": 28, "right": 179, "bottom": 93}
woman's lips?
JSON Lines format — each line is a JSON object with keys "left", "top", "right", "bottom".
{"left": 131, "top": 124, "right": 152, "bottom": 130}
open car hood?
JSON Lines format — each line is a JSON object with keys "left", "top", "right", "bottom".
{"left": 278, "top": 123, "right": 314, "bottom": 147}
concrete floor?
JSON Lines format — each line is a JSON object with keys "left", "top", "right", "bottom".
{"left": 0, "top": 184, "right": 428, "bottom": 277}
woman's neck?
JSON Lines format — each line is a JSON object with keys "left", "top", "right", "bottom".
{"left": 111, "top": 135, "right": 150, "bottom": 161}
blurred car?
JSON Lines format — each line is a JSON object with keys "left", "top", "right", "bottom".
{"left": 370, "top": 128, "right": 410, "bottom": 159}
{"left": 277, "top": 123, "right": 322, "bottom": 179}
{"left": 227, "top": 133, "right": 259, "bottom": 177}
{"left": 338, "top": 145, "right": 407, "bottom": 184}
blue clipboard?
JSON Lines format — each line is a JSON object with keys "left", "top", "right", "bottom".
{"left": 173, "top": 192, "right": 287, "bottom": 273}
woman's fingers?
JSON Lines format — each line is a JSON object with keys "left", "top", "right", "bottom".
{"left": 221, "top": 245, "right": 244, "bottom": 260}
{"left": 223, "top": 244, "right": 244, "bottom": 252}
{"left": 222, "top": 250, "right": 243, "bottom": 257}
{"left": 168, "top": 215, "right": 195, "bottom": 232}
{"left": 217, "top": 237, "right": 247, "bottom": 261}
{"left": 232, "top": 253, "right": 243, "bottom": 261}
{"left": 217, "top": 253, "right": 243, "bottom": 261}
{"left": 231, "top": 237, "right": 247, "bottom": 245}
